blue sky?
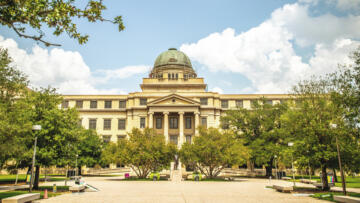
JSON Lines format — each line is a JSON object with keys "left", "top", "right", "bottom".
{"left": 0, "top": 0, "right": 360, "bottom": 94}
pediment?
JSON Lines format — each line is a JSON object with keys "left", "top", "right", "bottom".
{"left": 148, "top": 94, "right": 200, "bottom": 106}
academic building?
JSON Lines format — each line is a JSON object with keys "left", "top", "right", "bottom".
{"left": 62, "top": 48, "right": 290, "bottom": 147}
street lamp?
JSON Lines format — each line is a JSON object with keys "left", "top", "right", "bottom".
{"left": 288, "top": 142, "right": 295, "bottom": 186}
{"left": 29, "top": 125, "right": 41, "bottom": 192}
{"left": 75, "top": 154, "right": 79, "bottom": 177}
{"left": 331, "top": 123, "right": 346, "bottom": 195}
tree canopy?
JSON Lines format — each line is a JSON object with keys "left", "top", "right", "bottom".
{"left": 0, "top": 0, "right": 125, "bottom": 46}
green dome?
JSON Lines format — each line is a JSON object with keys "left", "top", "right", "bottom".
{"left": 153, "top": 48, "right": 192, "bottom": 69}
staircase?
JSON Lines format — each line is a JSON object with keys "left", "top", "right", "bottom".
{"left": 170, "top": 170, "right": 182, "bottom": 182}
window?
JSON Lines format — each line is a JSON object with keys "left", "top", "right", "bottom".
{"left": 266, "top": 100, "right": 273, "bottom": 105}
{"left": 236, "top": 100, "right": 243, "bottom": 108}
{"left": 140, "top": 98, "right": 147, "bottom": 105}
{"left": 89, "top": 119, "right": 97, "bottom": 129}
{"left": 250, "top": 100, "right": 257, "bottom": 108}
{"left": 169, "top": 117, "right": 178, "bottom": 129}
{"left": 102, "top": 135, "right": 111, "bottom": 143}
{"left": 221, "top": 121, "right": 229, "bottom": 129}
{"left": 156, "top": 117, "right": 162, "bottom": 129}
{"left": 168, "top": 73, "right": 171, "bottom": 79}
{"left": 170, "top": 135, "right": 178, "bottom": 145}
{"left": 117, "top": 135, "right": 126, "bottom": 140}
{"left": 76, "top": 100, "right": 83, "bottom": 109}
{"left": 176, "top": 73, "right": 178, "bottom": 79}
{"left": 90, "top": 100, "right": 97, "bottom": 109}
{"left": 200, "top": 98, "right": 208, "bottom": 105}
{"left": 61, "top": 100, "right": 69, "bottom": 108}
{"left": 103, "top": 119, "right": 111, "bottom": 130}
{"left": 201, "top": 117, "right": 207, "bottom": 127}
{"left": 185, "top": 117, "right": 192, "bottom": 129}
{"left": 186, "top": 135, "right": 192, "bottom": 144}
{"left": 78, "top": 118, "right": 82, "bottom": 127}
{"left": 119, "top": 100, "right": 126, "bottom": 108}
{"left": 105, "top": 100, "right": 112, "bottom": 108}
{"left": 140, "top": 117, "right": 146, "bottom": 128}
{"left": 221, "top": 100, "right": 228, "bottom": 108}
{"left": 118, "top": 119, "right": 126, "bottom": 130}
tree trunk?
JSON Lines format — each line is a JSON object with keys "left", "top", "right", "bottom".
{"left": 78, "top": 166, "right": 82, "bottom": 176}
{"left": 321, "top": 164, "right": 329, "bottom": 191}
{"left": 333, "top": 168, "right": 338, "bottom": 182}
{"left": 33, "top": 166, "right": 40, "bottom": 190}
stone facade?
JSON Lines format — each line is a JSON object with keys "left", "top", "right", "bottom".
{"left": 62, "top": 48, "right": 291, "bottom": 148}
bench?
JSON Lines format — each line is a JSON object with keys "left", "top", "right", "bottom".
{"left": 334, "top": 195, "right": 360, "bottom": 203}
{"left": 300, "top": 179, "right": 317, "bottom": 184}
{"left": 69, "top": 185, "right": 86, "bottom": 192}
{"left": 281, "top": 177, "right": 291, "bottom": 180}
{"left": 273, "top": 185, "right": 293, "bottom": 193}
{"left": 2, "top": 193, "right": 40, "bottom": 203}
{"left": 313, "top": 182, "right": 334, "bottom": 188}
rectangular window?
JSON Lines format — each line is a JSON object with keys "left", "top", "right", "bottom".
{"left": 140, "top": 117, "right": 146, "bottom": 128}
{"left": 156, "top": 117, "right": 162, "bottom": 129}
{"left": 186, "top": 135, "right": 192, "bottom": 144}
{"left": 140, "top": 98, "right": 147, "bottom": 105}
{"left": 236, "top": 100, "right": 243, "bottom": 108}
{"left": 117, "top": 135, "right": 126, "bottom": 140}
{"left": 266, "top": 100, "right": 273, "bottom": 105}
{"left": 102, "top": 135, "right": 111, "bottom": 143}
{"left": 200, "top": 98, "right": 208, "bottom": 105}
{"left": 89, "top": 119, "right": 97, "bottom": 130}
{"left": 170, "top": 135, "right": 178, "bottom": 145}
{"left": 61, "top": 100, "right": 69, "bottom": 108}
{"left": 201, "top": 117, "right": 207, "bottom": 127}
{"left": 119, "top": 100, "right": 126, "bottom": 108}
{"left": 90, "top": 100, "right": 97, "bottom": 109}
{"left": 221, "top": 100, "right": 228, "bottom": 108}
{"left": 103, "top": 119, "right": 111, "bottom": 130}
{"left": 76, "top": 100, "right": 83, "bottom": 109}
{"left": 78, "top": 118, "right": 82, "bottom": 127}
{"left": 185, "top": 117, "right": 192, "bottom": 129}
{"left": 169, "top": 117, "right": 178, "bottom": 129}
{"left": 118, "top": 119, "right": 126, "bottom": 130}
{"left": 105, "top": 100, "right": 112, "bottom": 109}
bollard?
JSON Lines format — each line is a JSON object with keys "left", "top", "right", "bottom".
{"left": 44, "top": 189, "right": 48, "bottom": 199}
{"left": 53, "top": 184, "right": 57, "bottom": 193}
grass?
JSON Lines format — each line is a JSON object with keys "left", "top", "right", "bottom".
{"left": 0, "top": 174, "right": 66, "bottom": 184}
{"left": 284, "top": 175, "right": 360, "bottom": 188}
{"left": 311, "top": 192, "right": 360, "bottom": 202}
{"left": 0, "top": 186, "right": 69, "bottom": 200}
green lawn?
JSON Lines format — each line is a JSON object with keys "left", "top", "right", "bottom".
{"left": 285, "top": 175, "right": 360, "bottom": 188}
{"left": 312, "top": 192, "right": 360, "bottom": 202}
{"left": 0, "top": 174, "right": 66, "bottom": 184}
{"left": 0, "top": 186, "right": 69, "bottom": 200}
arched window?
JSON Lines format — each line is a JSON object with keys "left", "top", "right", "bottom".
{"left": 168, "top": 73, "right": 171, "bottom": 79}
{"left": 172, "top": 73, "right": 174, "bottom": 79}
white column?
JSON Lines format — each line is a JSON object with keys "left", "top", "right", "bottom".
{"left": 179, "top": 111, "right": 184, "bottom": 148}
{"left": 195, "top": 111, "right": 200, "bottom": 136}
{"left": 148, "top": 112, "right": 154, "bottom": 128}
{"left": 164, "top": 111, "right": 169, "bottom": 143}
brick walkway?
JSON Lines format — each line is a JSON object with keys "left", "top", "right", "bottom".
{"left": 38, "top": 177, "right": 327, "bottom": 203}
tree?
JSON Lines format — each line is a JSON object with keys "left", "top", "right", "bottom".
{"left": 0, "top": 0, "right": 125, "bottom": 46}
{"left": 221, "top": 98, "right": 287, "bottom": 177}
{"left": 180, "top": 127, "right": 247, "bottom": 178}
{"left": 104, "top": 128, "right": 176, "bottom": 178}
{"left": 281, "top": 77, "right": 342, "bottom": 191}
{"left": 0, "top": 48, "right": 31, "bottom": 168}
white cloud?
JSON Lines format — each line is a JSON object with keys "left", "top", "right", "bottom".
{"left": 210, "top": 87, "right": 224, "bottom": 94}
{"left": 0, "top": 36, "right": 147, "bottom": 95}
{"left": 180, "top": 1, "right": 360, "bottom": 93}
{"left": 97, "top": 65, "right": 151, "bottom": 80}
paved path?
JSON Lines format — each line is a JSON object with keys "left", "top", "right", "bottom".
{"left": 38, "top": 177, "right": 327, "bottom": 203}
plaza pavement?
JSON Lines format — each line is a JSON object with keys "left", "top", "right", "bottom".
{"left": 38, "top": 176, "right": 328, "bottom": 203}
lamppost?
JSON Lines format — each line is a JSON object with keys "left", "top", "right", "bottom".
{"left": 288, "top": 142, "right": 295, "bottom": 186}
{"left": 331, "top": 123, "right": 346, "bottom": 195}
{"left": 29, "top": 125, "right": 41, "bottom": 192}
{"left": 274, "top": 155, "right": 278, "bottom": 179}
{"left": 75, "top": 154, "right": 78, "bottom": 177}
